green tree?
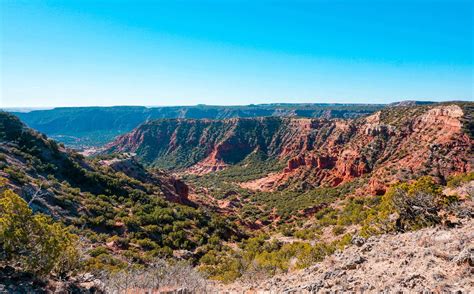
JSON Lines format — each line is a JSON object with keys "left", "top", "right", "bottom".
{"left": 0, "top": 187, "right": 79, "bottom": 277}
{"left": 361, "top": 176, "right": 447, "bottom": 236}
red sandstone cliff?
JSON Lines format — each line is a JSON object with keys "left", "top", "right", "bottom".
{"left": 105, "top": 103, "right": 473, "bottom": 195}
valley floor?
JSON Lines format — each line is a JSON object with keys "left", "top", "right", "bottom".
{"left": 216, "top": 218, "right": 473, "bottom": 293}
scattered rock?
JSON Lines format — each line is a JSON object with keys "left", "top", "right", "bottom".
{"left": 82, "top": 272, "right": 94, "bottom": 282}
{"left": 342, "top": 254, "right": 366, "bottom": 270}
{"left": 351, "top": 235, "right": 366, "bottom": 247}
{"left": 173, "top": 249, "right": 194, "bottom": 260}
{"left": 452, "top": 246, "right": 473, "bottom": 266}
{"left": 400, "top": 274, "right": 426, "bottom": 289}
{"left": 216, "top": 219, "right": 474, "bottom": 293}
{"left": 0, "top": 266, "right": 102, "bottom": 293}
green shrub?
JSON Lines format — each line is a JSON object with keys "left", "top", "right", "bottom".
{"left": 332, "top": 225, "right": 346, "bottom": 236}
{"left": 3, "top": 167, "right": 28, "bottom": 184}
{"left": 136, "top": 238, "right": 158, "bottom": 250}
{"left": 361, "top": 176, "right": 450, "bottom": 236}
{"left": 199, "top": 249, "right": 242, "bottom": 283}
{"left": 88, "top": 246, "right": 109, "bottom": 257}
{"left": 0, "top": 189, "right": 79, "bottom": 277}
{"left": 447, "top": 172, "right": 474, "bottom": 188}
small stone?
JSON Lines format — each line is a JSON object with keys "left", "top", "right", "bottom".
{"left": 343, "top": 254, "right": 367, "bottom": 270}
{"left": 82, "top": 272, "right": 94, "bottom": 281}
{"left": 352, "top": 235, "right": 366, "bottom": 247}
{"left": 452, "top": 247, "right": 473, "bottom": 265}
{"left": 432, "top": 273, "right": 445, "bottom": 281}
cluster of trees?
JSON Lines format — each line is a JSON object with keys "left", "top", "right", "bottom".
{"left": 184, "top": 151, "right": 284, "bottom": 202}
{"left": 230, "top": 180, "right": 362, "bottom": 225}
{"left": 76, "top": 185, "right": 237, "bottom": 273}
{"left": 189, "top": 162, "right": 364, "bottom": 226}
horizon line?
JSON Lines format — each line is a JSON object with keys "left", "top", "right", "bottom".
{"left": 4, "top": 99, "right": 474, "bottom": 110}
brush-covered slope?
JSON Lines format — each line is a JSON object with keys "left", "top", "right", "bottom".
{"left": 0, "top": 111, "right": 192, "bottom": 210}
{"left": 106, "top": 102, "right": 473, "bottom": 195}
{"left": 218, "top": 218, "right": 474, "bottom": 293}
{"left": 13, "top": 104, "right": 384, "bottom": 148}
{"left": 0, "top": 112, "right": 238, "bottom": 268}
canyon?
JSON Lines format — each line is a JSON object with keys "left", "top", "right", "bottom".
{"left": 106, "top": 103, "right": 473, "bottom": 196}
{"left": 1, "top": 102, "right": 473, "bottom": 293}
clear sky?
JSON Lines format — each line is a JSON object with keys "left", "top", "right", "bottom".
{"left": 1, "top": 0, "right": 473, "bottom": 107}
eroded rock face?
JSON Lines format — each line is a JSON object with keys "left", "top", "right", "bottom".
{"left": 243, "top": 105, "right": 472, "bottom": 193}
{"left": 105, "top": 104, "right": 473, "bottom": 195}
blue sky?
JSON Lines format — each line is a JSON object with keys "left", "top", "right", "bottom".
{"left": 1, "top": 0, "right": 472, "bottom": 107}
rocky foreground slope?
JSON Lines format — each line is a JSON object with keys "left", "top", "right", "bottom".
{"left": 3, "top": 218, "right": 472, "bottom": 293}
{"left": 217, "top": 217, "right": 474, "bottom": 293}
{"left": 106, "top": 103, "right": 473, "bottom": 195}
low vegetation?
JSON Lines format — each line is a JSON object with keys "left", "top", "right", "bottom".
{"left": 0, "top": 183, "right": 79, "bottom": 278}
{"left": 0, "top": 112, "right": 239, "bottom": 276}
{"left": 197, "top": 176, "right": 468, "bottom": 282}
{"left": 99, "top": 259, "right": 209, "bottom": 292}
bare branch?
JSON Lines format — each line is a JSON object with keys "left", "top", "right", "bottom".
{"left": 27, "top": 182, "right": 47, "bottom": 207}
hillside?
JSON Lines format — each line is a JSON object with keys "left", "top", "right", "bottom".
{"left": 106, "top": 103, "right": 473, "bottom": 196}
{"left": 218, "top": 217, "right": 474, "bottom": 293}
{"left": 0, "top": 112, "right": 196, "bottom": 211}
{"left": 12, "top": 104, "right": 384, "bottom": 148}
{"left": 0, "top": 111, "right": 239, "bottom": 272}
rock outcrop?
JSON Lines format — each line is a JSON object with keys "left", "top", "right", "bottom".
{"left": 0, "top": 267, "right": 104, "bottom": 293}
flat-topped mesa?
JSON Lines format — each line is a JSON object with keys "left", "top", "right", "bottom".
{"left": 104, "top": 103, "right": 473, "bottom": 195}
{"left": 14, "top": 104, "right": 385, "bottom": 148}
